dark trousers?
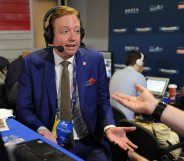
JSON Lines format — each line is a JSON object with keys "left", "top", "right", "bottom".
{"left": 71, "top": 135, "right": 111, "bottom": 161}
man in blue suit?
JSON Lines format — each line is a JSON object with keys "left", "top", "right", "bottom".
{"left": 16, "top": 6, "right": 137, "bottom": 161}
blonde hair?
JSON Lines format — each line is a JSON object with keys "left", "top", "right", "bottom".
{"left": 49, "top": 6, "right": 82, "bottom": 28}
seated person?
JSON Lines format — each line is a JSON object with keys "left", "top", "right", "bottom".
{"left": 0, "top": 56, "right": 9, "bottom": 85}
{"left": 5, "top": 51, "right": 30, "bottom": 110}
{"left": 16, "top": 6, "right": 137, "bottom": 161}
{"left": 0, "top": 56, "right": 9, "bottom": 107}
{"left": 109, "top": 50, "right": 147, "bottom": 120}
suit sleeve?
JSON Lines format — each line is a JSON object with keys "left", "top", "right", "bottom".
{"left": 16, "top": 57, "right": 44, "bottom": 131}
{"left": 97, "top": 54, "right": 115, "bottom": 127}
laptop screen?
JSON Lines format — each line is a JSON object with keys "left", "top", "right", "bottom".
{"left": 146, "top": 76, "right": 170, "bottom": 96}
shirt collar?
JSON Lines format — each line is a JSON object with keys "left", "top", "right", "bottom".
{"left": 127, "top": 66, "right": 136, "bottom": 72}
{"left": 53, "top": 49, "right": 75, "bottom": 65}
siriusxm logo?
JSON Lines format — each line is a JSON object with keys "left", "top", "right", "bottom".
{"left": 114, "top": 64, "right": 126, "bottom": 69}
{"left": 113, "top": 28, "right": 127, "bottom": 33}
{"left": 143, "top": 67, "right": 151, "bottom": 72}
{"left": 135, "top": 27, "right": 152, "bottom": 33}
{"left": 124, "top": 8, "right": 139, "bottom": 14}
{"left": 159, "top": 26, "right": 180, "bottom": 32}
{"left": 125, "top": 46, "right": 139, "bottom": 51}
{"left": 150, "top": 4, "right": 164, "bottom": 12}
{"left": 149, "top": 46, "right": 163, "bottom": 52}
{"left": 159, "top": 68, "right": 179, "bottom": 75}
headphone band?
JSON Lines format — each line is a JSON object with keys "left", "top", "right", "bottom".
{"left": 140, "top": 52, "right": 144, "bottom": 61}
{"left": 43, "top": 6, "right": 60, "bottom": 31}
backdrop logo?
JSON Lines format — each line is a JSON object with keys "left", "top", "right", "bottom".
{"left": 135, "top": 27, "right": 152, "bottom": 33}
{"left": 176, "top": 47, "right": 184, "bottom": 54}
{"left": 114, "top": 64, "right": 126, "bottom": 70}
{"left": 143, "top": 67, "right": 151, "bottom": 72}
{"left": 113, "top": 28, "right": 127, "bottom": 33}
{"left": 124, "top": 8, "right": 139, "bottom": 14}
{"left": 159, "top": 26, "right": 180, "bottom": 32}
{"left": 178, "top": 2, "right": 184, "bottom": 9}
{"left": 150, "top": 4, "right": 164, "bottom": 12}
{"left": 159, "top": 68, "right": 179, "bottom": 75}
{"left": 149, "top": 46, "right": 163, "bottom": 52}
{"left": 125, "top": 46, "right": 139, "bottom": 51}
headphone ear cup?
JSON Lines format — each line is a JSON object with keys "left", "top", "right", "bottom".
{"left": 136, "top": 59, "right": 143, "bottom": 66}
{"left": 136, "top": 52, "right": 144, "bottom": 66}
{"left": 44, "top": 25, "right": 53, "bottom": 44}
{"left": 80, "top": 27, "right": 85, "bottom": 41}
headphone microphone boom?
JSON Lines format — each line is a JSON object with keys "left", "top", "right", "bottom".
{"left": 48, "top": 45, "right": 64, "bottom": 52}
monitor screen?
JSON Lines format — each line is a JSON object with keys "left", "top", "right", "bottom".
{"left": 100, "top": 51, "right": 112, "bottom": 78}
{"left": 146, "top": 76, "right": 170, "bottom": 96}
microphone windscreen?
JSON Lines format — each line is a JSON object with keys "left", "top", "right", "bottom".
{"left": 48, "top": 45, "right": 64, "bottom": 52}
{"left": 56, "top": 46, "right": 64, "bottom": 52}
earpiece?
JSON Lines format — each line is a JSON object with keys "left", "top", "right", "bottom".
{"left": 43, "top": 6, "right": 59, "bottom": 44}
{"left": 136, "top": 52, "right": 144, "bottom": 66}
{"left": 43, "top": 6, "right": 85, "bottom": 45}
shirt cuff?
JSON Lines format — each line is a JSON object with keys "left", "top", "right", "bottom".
{"left": 104, "top": 125, "right": 116, "bottom": 134}
{"left": 37, "top": 126, "right": 48, "bottom": 133}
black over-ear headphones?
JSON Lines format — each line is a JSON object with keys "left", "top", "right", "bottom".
{"left": 43, "top": 6, "right": 85, "bottom": 45}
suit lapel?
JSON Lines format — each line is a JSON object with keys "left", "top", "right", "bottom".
{"left": 44, "top": 50, "right": 57, "bottom": 114}
{"left": 76, "top": 49, "right": 88, "bottom": 112}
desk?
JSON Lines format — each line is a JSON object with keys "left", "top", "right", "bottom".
{"left": 162, "top": 95, "right": 184, "bottom": 111}
{"left": 0, "top": 117, "right": 83, "bottom": 161}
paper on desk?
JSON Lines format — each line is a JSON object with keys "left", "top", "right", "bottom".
{"left": 0, "top": 118, "right": 9, "bottom": 131}
{"left": 3, "top": 134, "right": 25, "bottom": 146}
{"left": 0, "top": 108, "right": 14, "bottom": 119}
{"left": 0, "top": 108, "right": 14, "bottom": 131}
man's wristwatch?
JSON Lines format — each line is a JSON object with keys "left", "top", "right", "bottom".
{"left": 152, "top": 101, "right": 167, "bottom": 121}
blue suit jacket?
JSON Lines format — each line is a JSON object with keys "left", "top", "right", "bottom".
{"left": 16, "top": 47, "right": 115, "bottom": 153}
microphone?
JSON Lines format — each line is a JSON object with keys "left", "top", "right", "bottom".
{"left": 48, "top": 45, "right": 64, "bottom": 52}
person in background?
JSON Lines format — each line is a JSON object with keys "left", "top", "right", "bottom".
{"left": 109, "top": 50, "right": 146, "bottom": 120}
{"left": 5, "top": 51, "right": 30, "bottom": 110}
{"left": 0, "top": 56, "right": 9, "bottom": 107}
{"left": 16, "top": 6, "right": 137, "bottom": 161}
{"left": 0, "top": 56, "right": 9, "bottom": 85}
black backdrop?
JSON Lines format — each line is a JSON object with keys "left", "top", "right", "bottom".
{"left": 109, "top": 0, "right": 184, "bottom": 88}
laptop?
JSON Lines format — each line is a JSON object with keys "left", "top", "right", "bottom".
{"left": 0, "top": 134, "right": 75, "bottom": 161}
{"left": 146, "top": 76, "right": 170, "bottom": 97}
{"left": 0, "top": 133, "right": 10, "bottom": 161}
{"left": 14, "top": 139, "right": 75, "bottom": 161}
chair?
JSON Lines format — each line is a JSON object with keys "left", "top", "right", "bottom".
{"left": 111, "top": 106, "right": 127, "bottom": 125}
{"left": 110, "top": 107, "right": 128, "bottom": 160}
{"left": 116, "top": 119, "right": 183, "bottom": 161}
{"left": 5, "top": 81, "right": 18, "bottom": 113}
{"left": 0, "top": 83, "right": 5, "bottom": 107}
